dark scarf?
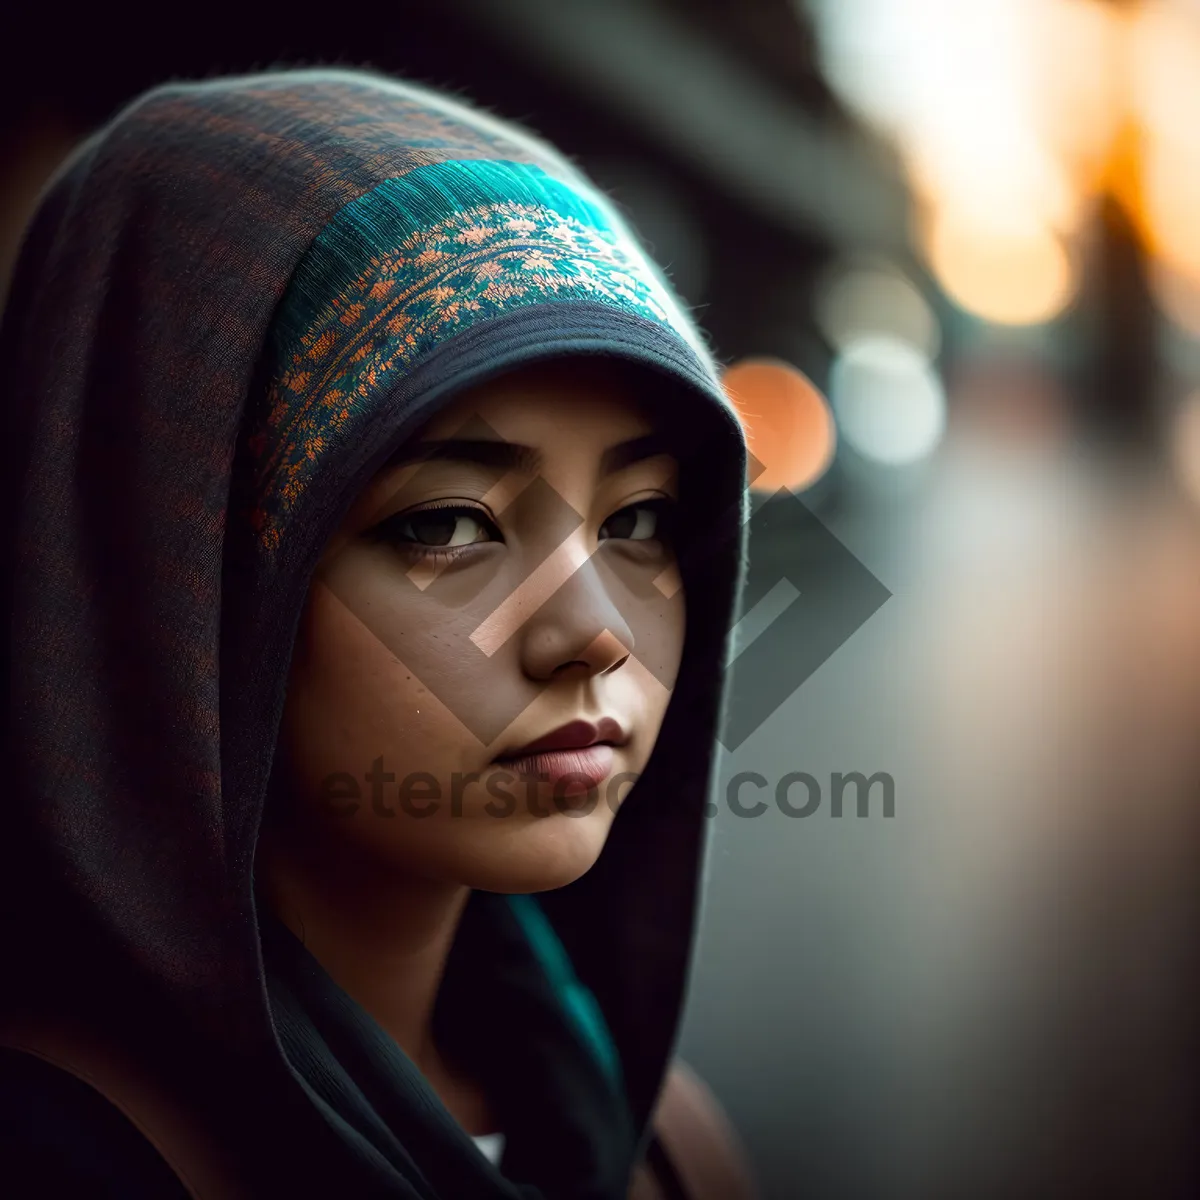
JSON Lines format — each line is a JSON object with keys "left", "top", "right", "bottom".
{"left": 0, "top": 69, "right": 747, "bottom": 1198}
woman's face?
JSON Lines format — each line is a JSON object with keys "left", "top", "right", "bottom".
{"left": 270, "top": 358, "right": 686, "bottom": 893}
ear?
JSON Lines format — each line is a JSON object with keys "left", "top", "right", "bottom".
{"left": 629, "top": 1058, "right": 759, "bottom": 1200}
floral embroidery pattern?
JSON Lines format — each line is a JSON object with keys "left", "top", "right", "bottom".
{"left": 249, "top": 198, "right": 695, "bottom": 554}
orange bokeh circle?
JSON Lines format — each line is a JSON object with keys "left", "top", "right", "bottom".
{"left": 721, "top": 357, "right": 836, "bottom": 492}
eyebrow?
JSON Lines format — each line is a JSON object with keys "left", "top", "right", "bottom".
{"left": 386, "top": 431, "right": 672, "bottom": 477}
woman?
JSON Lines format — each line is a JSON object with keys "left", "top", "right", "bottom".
{"left": 0, "top": 69, "right": 752, "bottom": 1198}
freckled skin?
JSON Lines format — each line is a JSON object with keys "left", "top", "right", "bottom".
{"left": 263, "top": 357, "right": 686, "bottom": 894}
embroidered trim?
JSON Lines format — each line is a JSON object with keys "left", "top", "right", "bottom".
{"left": 248, "top": 161, "right": 713, "bottom": 555}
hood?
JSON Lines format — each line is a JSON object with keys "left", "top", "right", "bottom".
{"left": 0, "top": 70, "right": 748, "bottom": 1198}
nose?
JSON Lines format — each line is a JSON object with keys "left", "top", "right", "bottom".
{"left": 518, "top": 554, "right": 634, "bottom": 682}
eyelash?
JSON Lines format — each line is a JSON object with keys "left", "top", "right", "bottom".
{"left": 365, "top": 497, "right": 677, "bottom": 564}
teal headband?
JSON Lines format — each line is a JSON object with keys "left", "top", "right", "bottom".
{"left": 249, "top": 158, "right": 719, "bottom": 554}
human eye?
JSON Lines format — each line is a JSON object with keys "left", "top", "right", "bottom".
{"left": 364, "top": 501, "right": 502, "bottom": 561}
{"left": 599, "top": 497, "right": 676, "bottom": 543}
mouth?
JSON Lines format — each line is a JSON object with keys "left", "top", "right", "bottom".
{"left": 493, "top": 716, "right": 629, "bottom": 763}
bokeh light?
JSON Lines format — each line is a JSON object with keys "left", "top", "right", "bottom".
{"left": 1033, "top": 0, "right": 1126, "bottom": 186}
{"left": 721, "top": 357, "right": 837, "bottom": 492}
{"left": 814, "top": 260, "right": 941, "bottom": 357}
{"left": 1137, "top": 130, "right": 1200, "bottom": 282}
{"left": 920, "top": 206, "right": 1077, "bottom": 327}
{"left": 807, "top": 0, "right": 1105, "bottom": 327}
{"left": 1129, "top": 2, "right": 1200, "bottom": 156}
{"left": 1125, "top": 3, "right": 1200, "bottom": 326}
{"left": 829, "top": 335, "right": 947, "bottom": 465}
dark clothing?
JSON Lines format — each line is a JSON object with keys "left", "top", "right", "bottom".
{"left": 0, "top": 1049, "right": 191, "bottom": 1198}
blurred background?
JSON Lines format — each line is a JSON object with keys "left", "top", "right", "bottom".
{"left": 4, "top": 2, "right": 1200, "bottom": 1196}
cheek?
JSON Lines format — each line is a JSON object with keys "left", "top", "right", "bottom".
{"left": 598, "top": 550, "right": 686, "bottom": 685}
{"left": 645, "top": 587, "right": 686, "bottom": 694}
{"left": 280, "top": 578, "right": 468, "bottom": 797}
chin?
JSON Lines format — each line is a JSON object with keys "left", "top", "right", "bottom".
{"left": 460, "top": 811, "right": 614, "bottom": 894}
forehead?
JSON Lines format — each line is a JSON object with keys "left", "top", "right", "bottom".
{"left": 417, "top": 357, "right": 658, "bottom": 444}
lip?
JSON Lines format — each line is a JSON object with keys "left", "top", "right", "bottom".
{"left": 492, "top": 745, "right": 616, "bottom": 797}
{"left": 495, "top": 717, "right": 628, "bottom": 761}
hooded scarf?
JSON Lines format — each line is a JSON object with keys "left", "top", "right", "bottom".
{"left": 0, "top": 70, "right": 748, "bottom": 1198}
